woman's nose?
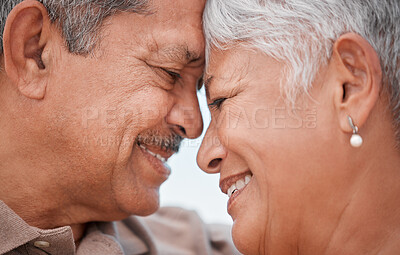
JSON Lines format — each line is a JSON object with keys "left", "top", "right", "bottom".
{"left": 197, "top": 125, "right": 226, "bottom": 173}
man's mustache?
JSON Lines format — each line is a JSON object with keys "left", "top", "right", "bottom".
{"left": 136, "top": 130, "right": 184, "bottom": 153}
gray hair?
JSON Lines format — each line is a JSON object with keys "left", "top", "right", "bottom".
{"left": 204, "top": 0, "right": 400, "bottom": 139}
{"left": 0, "top": 0, "right": 149, "bottom": 54}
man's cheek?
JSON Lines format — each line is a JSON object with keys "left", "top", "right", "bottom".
{"left": 131, "top": 95, "right": 171, "bottom": 129}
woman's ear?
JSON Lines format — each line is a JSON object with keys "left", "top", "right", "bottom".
{"left": 3, "top": 0, "right": 52, "bottom": 99}
{"left": 328, "top": 33, "right": 382, "bottom": 133}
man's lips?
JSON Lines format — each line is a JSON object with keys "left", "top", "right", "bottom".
{"left": 137, "top": 143, "right": 173, "bottom": 180}
{"left": 137, "top": 143, "right": 175, "bottom": 162}
{"left": 220, "top": 170, "right": 253, "bottom": 195}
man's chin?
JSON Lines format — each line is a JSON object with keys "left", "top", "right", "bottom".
{"left": 115, "top": 187, "right": 161, "bottom": 217}
{"left": 132, "top": 197, "right": 160, "bottom": 217}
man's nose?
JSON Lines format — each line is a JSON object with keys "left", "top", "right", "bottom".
{"left": 166, "top": 90, "right": 203, "bottom": 139}
{"left": 197, "top": 124, "right": 226, "bottom": 173}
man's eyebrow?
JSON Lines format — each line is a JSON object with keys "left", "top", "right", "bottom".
{"left": 162, "top": 46, "right": 202, "bottom": 64}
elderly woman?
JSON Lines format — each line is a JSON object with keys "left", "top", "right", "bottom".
{"left": 197, "top": 0, "right": 400, "bottom": 254}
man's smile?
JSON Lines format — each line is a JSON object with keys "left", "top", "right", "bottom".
{"left": 133, "top": 131, "right": 183, "bottom": 182}
{"left": 139, "top": 144, "right": 169, "bottom": 163}
{"left": 138, "top": 143, "right": 172, "bottom": 181}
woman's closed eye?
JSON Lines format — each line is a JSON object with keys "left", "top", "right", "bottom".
{"left": 208, "top": 97, "right": 227, "bottom": 110}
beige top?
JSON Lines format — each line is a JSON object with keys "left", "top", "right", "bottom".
{"left": 0, "top": 201, "right": 240, "bottom": 255}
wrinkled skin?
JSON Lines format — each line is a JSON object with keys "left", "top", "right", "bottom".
{"left": 0, "top": 0, "right": 205, "bottom": 241}
{"left": 198, "top": 43, "right": 400, "bottom": 255}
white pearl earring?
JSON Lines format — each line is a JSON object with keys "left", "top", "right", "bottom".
{"left": 347, "top": 116, "right": 363, "bottom": 148}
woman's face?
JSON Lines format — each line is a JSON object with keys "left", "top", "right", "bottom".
{"left": 197, "top": 47, "right": 364, "bottom": 254}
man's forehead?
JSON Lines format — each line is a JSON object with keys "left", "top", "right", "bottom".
{"left": 147, "top": 0, "right": 206, "bottom": 29}
{"left": 154, "top": 0, "right": 206, "bottom": 15}
{"left": 137, "top": 0, "right": 205, "bottom": 64}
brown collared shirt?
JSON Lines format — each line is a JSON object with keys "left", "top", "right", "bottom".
{"left": 0, "top": 201, "right": 240, "bottom": 255}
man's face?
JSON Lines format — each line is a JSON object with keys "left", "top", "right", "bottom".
{"left": 35, "top": 0, "right": 205, "bottom": 220}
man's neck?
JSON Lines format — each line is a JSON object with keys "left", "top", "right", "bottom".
{"left": 0, "top": 174, "right": 88, "bottom": 243}
{"left": 1, "top": 196, "right": 87, "bottom": 243}
{"left": 71, "top": 223, "right": 87, "bottom": 243}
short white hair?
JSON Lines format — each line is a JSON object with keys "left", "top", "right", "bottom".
{"left": 203, "top": 0, "right": 400, "bottom": 138}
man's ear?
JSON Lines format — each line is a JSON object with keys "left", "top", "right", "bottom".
{"left": 329, "top": 33, "right": 382, "bottom": 133}
{"left": 3, "top": 0, "right": 52, "bottom": 100}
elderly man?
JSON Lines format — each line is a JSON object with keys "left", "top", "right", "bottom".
{"left": 0, "top": 0, "right": 237, "bottom": 254}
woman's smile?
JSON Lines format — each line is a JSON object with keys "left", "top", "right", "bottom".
{"left": 220, "top": 170, "right": 253, "bottom": 216}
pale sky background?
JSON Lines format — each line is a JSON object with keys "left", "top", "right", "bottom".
{"left": 159, "top": 88, "right": 233, "bottom": 225}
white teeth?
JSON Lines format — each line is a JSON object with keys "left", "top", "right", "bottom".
{"left": 156, "top": 154, "right": 167, "bottom": 163}
{"left": 226, "top": 175, "right": 252, "bottom": 198}
{"left": 147, "top": 150, "right": 156, "bottom": 157}
{"left": 236, "top": 179, "right": 245, "bottom": 190}
{"left": 139, "top": 144, "right": 167, "bottom": 163}
{"left": 245, "top": 175, "right": 251, "bottom": 185}
{"left": 227, "top": 184, "right": 236, "bottom": 198}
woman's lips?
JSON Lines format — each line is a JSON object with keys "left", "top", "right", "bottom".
{"left": 220, "top": 170, "right": 253, "bottom": 216}
{"left": 227, "top": 175, "right": 252, "bottom": 214}
{"left": 220, "top": 170, "right": 253, "bottom": 195}
{"left": 227, "top": 175, "right": 251, "bottom": 198}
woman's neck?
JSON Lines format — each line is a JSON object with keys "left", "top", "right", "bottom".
{"left": 323, "top": 154, "right": 400, "bottom": 255}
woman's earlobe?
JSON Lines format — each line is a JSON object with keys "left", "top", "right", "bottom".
{"left": 347, "top": 115, "right": 363, "bottom": 148}
{"left": 331, "top": 33, "right": 382, "bottom": 133}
